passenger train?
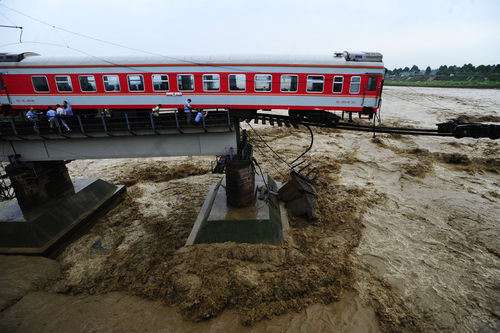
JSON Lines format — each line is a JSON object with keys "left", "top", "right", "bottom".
{"left": 0, "top": 51, "right": 385, "bottom": 120}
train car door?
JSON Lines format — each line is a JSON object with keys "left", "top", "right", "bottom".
{"left": 361, "top": 76, "right": 379, "bottom": 108}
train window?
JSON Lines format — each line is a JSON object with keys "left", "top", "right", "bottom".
{"left": 103, "top": 75, "right": 120, "bottom": 92}
{"left": 349, "top": 76, "right": 361, "bottom": 94}
{"left": 0, "top": 76, "right": 4, "bottom": 90}
{"left": 79, "top": 75, "right": 97, "bottom": 92}
{"left": 306, "top": 75, "right": 324, "bottom": 92}
{"left": 367, "top": 77, "right": 377, "bottom": 91}
{"left": 203, "top": 74, "right": 220, "bottom": 91}
{"left": 333, "top": 76, "right": 344, "bottom": 93}
{"left": 254, "top": 74, "right": 272, "bottom": 92}
{"left": 55, "top": 75, "right": 73, "bottom": 92}
{"left": 228, "top": 74, "right": 246, "bottom": 91}
{"left": 177, "top": 74, "right": 194, "bottom": 91}
{"left": 128, "top": 75, "right": 145, "bottom": 91}
{"left": 31, "top": 76, "right": 49, "bottom": 92}
{"left": 280, "top": 75, "right": 298, "bottom": 92}
{"left": 152, "top": 74, "right": 169, "bottom": 91}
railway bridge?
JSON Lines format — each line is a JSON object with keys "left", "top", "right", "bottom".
{"left": 0, "top": 109, "right": 241, "bottom": 254}
{"left": 0, "top": 109, "right": 237, "bottom": 161}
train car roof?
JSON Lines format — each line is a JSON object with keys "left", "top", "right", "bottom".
{"left": 0, "top": 53, "right": 384, "bottom": 68}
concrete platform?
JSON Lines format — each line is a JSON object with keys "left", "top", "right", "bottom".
{"left": 0, "top": 179, "right": 125, "bottom": 254}
{"left": 186, "top": 174, "right": 289, "bottom": 245}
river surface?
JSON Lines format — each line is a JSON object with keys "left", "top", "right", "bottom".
{"left": 0, "top": 87, "right": 499, "bottom": 332}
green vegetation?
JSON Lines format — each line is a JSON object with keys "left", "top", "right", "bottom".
{"left": 386, "top": 64, "right": 500, "bottom": 89}
{"left": 385, "top": 80, "right": 500, "bottom": 89}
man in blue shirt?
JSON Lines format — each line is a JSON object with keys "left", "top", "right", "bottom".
{"left": 46, "top": 107, "right": 58, "bottom": 130}
{"left": 56, "top": 104, "right": 71, "bottom": 132}
{"left": 26, "top": 108, "right": 37, "bottom": 121}
{"left": 26, "top": 107, "right": 38, "bottom": 131}
{"left": 184, "top": 98, "right": 192, "bottom": 125}
{"left": 63, "top": 101, "right": 73, "bottom": 116}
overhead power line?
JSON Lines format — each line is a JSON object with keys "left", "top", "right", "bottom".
{"left": 0, "top": 3, "right": 365, "bottom": 77}
{"left": 0, "top": 3, "right": 261, "bottom": 72}
{"left": 0, "top": 24, "right": 23, "bottom": 43}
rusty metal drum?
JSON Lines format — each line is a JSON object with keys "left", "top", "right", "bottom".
{"left": 225, "top": 160, "right": 255, "bottom": 207}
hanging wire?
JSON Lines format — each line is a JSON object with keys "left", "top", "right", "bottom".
{"left": 246, "top": 122, "right": 292, "bottom": 169}
{"left": 0, "top": 41, "right": 162, "bottom": 74}
{"left": 290, "top": 124, "right": 313, "bottom": 166}
{"left": 0, "top": 24, "right": 23, "bottom": 43}
{"left": 383, "top": 90, "right": 450, "bottom": 111}
{"left": 249, "top": 137, "right": 287, "bottom": 180}
{"left": 0, "top": 11, "right": 18, "bottom": 26}
{"left": 403, "top": 85, "right": 454, "bottom": 111}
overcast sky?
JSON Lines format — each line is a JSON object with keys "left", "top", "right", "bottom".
{"left": 1, "top": 0, "right": 499, "bottom": 69}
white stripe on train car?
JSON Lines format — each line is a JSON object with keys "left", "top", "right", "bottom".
{"left": 9, "top": 94, "right": 378, "bottom": 108}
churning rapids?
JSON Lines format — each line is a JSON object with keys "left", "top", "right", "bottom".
{"left": 1, "top": 86, "right": 499, "bottom": 332}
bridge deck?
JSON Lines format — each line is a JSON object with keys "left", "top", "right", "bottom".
{"left": 0, "top": 110, "right": 238, "bottom": 162}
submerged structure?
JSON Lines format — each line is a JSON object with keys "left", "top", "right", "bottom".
{"left": 187, "top": 171, "right": 288, "bottom": 246}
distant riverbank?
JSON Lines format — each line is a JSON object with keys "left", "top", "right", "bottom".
{"left": 385, "top": 80, "right": 500, "bottom": 89}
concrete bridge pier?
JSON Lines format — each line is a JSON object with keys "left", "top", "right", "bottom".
{"left": 186, "top": 136, "right": 289, "bottom": 246}
{"left": 0, "top": 159, "right": 124, "bottom": 254}
{"left": 6, "top": 160, "right": 75, "bottom": 213}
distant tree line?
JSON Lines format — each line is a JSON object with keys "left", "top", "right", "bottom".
{"left": 387, "top": 64, "right": 500, "bottom": 76}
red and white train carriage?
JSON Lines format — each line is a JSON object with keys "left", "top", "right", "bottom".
{"left": 0, "top": 51, "right": 385, "bottom": 119}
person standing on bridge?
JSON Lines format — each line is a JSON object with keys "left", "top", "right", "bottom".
{"left": 184, "top": 99, "right": 192, "bottom": 125}
{"left": 56, "top": 104, "right": 71, "bottom": 132}
{"left": 63, "top": 101, "right": 73, "bottom": 117}
{"left": 26, "top": 107, "right": 38, "bottom": 131}
{"left": 195, "top": 109, "right": 208, "bottom": 125}
{"left": 46, "top": 106, "right": 58, "bottom": 130}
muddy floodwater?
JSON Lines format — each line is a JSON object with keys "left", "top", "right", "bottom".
{"left": 0, "top": 87, "right": 499, "bottom": 332}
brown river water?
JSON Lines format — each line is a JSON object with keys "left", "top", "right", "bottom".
{"left": 0, "top": 87, "right": 499, "bottom": 332}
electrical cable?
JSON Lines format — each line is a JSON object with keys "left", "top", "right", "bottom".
{"left": 248, "top": 135, "right": 287, "bottom": 179}
{"left": 246, "top": 122, "right": 292, "bottom": 169}
{"left": 382, "top": 91, "right": 448, "bottom": 110}
{"left": 403, "top": 85, "right": 454, "bottom": 111}
{"left": 290, "top": 124, "right": 313, "bottom": 166}
{"left": 0, "top": 24, "right": 23, "bottom": 43}
{"left": 247, "top": 129, "right": 288, "bottom": 179}
{"left": 0, "top": 11, "right": 18, "bottom": 26}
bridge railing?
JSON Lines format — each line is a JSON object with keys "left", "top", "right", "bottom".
{"left": 0, "top": 109, "right": 232, "bottom": 139}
